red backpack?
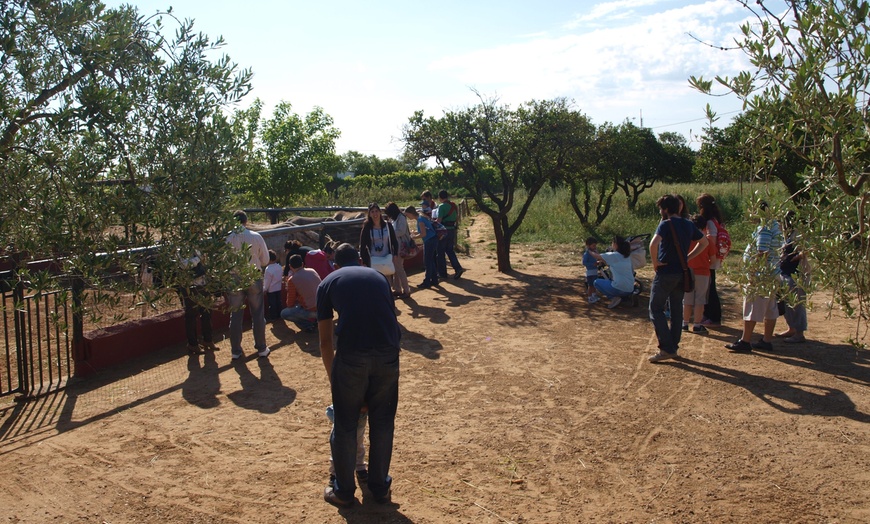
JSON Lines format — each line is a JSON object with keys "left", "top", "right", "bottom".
{"left": 713, "top": 219, "right": 731, "bottom": 261}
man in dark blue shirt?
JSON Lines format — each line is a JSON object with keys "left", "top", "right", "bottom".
{"left": 648, "top": 195, "right": 708, "bottom": 363}
{"left": 317, "top": 243, "right": 401, "bottom": 507}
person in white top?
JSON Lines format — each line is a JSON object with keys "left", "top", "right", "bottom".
{"left": 225, "top": 210, "right": 271, "bottom": 359}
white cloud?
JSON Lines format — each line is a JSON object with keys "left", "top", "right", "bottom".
{"left": 565, "top": 0, "right": 672, "bottom": 27}
{"left": 427, "top": 0, "right": 751, "bottom": 135}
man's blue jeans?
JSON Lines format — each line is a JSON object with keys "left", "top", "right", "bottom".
{"left": 423, "top": 236, "right": 439, "bottom": 284}
{"left": 649, "top": 272, "right": 685, "bottom": 354}
{"left": 227, "top": 279, "right": 267, "bottom": 355}
{"left": 436, "top": 229, "right": 462, "bottom": 277}
{"left": 280, "top": 305, "right": 317, "bottom": 331}
{"left": 330, "top": 351, "right": 399, "bottom": 501}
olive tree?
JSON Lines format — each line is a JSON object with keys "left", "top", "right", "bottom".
{"left": 0, "top": 1, "right": 253, "bottom": 315}
{"left": 404, "top": 96, "right": 593, "bottom": 272}
{"left": 690, "top": 0, "right": 870, "bottom": 332}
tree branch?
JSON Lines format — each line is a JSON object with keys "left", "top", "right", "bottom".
{"left": 0, "top": 66, "right": 90, "bottom": 153}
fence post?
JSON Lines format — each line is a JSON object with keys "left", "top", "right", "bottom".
{"left": 12, "top": 276, "right": 29, "bottom": 398}
{"left": 71, "top": 276, "right": 85, "bottom": 368}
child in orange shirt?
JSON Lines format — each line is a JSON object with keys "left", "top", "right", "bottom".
{"left": 683, "top": 215, "right": 717, "bottom": 333}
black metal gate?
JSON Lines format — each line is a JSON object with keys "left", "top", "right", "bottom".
{"left": 1, "top": 275, "right": 73, "bottom": 400}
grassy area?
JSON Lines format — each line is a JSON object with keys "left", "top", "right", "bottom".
{"left": 511, "top": 181, "right": 788, "bottom": 250}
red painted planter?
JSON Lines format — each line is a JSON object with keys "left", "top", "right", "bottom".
{"left": 75, "top": 307, "right": 231, "bottom": 377}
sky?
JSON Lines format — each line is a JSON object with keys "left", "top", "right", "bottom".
{"left": 106, "top": 0, "right": 769, "bottom": 157}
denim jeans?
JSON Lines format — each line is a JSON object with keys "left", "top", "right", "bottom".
{"left": 649, "top": 272, "right": 685, "bottom": 354}
{"left": 330, "top": 351, "right": 399, "bottom": 501}
{"left": 423, "top": 236, "right": 439, "bottom": 285}
{"left": 326, "top": 406, "right": 368, "bottom": 475}
{"left": 227, "top": 278, "right": 267, "bottom": 354}
{"left": 280, "top": 305, "right": 317, "bottom": 331}
{"left": 593, "top": 279, "right": 633, "bottom": 299}
{"left": 436, "top": 229, "right": 462, "bottom": 277}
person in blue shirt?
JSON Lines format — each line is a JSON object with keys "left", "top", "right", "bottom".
{"left": 405, "top": 205, "right": 439, "bottom": 288}
{"left": 582, "top": 237, "right": 602, "bottom": 304}
{"left": 648, "top": 194, "right": 708, "bottom": 362}
{"left": 317, "top": 244, "right": 401, "bottom": 507}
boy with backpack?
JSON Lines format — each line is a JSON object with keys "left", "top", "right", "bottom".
{"left": 435, "top": 190, "right": 466, "bottom": 280}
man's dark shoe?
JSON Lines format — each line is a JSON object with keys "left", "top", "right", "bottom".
{"left": 323, "top": 487, "right": 353, "bottom": 508}
{"left": 725, "top": 339, "right": 753, "bottom": 353}
{"left": 454, "top": 268, "right": 466, "bottom": 280}
{"left": 374, "top": 489, "right": 392, "bottom": 504}
{"left": 201, "top": 341, "right": 220, "bottom": 352}
{"left": 751, "top": 339, "right": 774, "bottom": 351}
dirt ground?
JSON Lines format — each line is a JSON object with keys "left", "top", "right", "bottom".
{"left": 1, "top": 216, "right": 869, "bottom": 524}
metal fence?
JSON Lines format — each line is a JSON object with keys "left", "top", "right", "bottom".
{"left": 0, "top": 277, "right": 73, "bottom": 399}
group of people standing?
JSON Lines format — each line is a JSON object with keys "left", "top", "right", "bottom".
{"left": 358, "top": 190, "right": 466, "bottom": 292}
{"left": 625, "top": 193, "right": 809, "bottom": 363}
{"left": 178, "top": 191, "right": 812, "bottom": 510}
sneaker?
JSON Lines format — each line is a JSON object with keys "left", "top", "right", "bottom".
{"left": 187, "top": 344, "right": 204, "bottom": 355}
{"left": 231, "top": 351, "right": 243, "bottom": 360}
{"left": 588, "top": 295, "right": 600, "bottom": 304}
{"left": 648, "top": 351, "right": 677, "bottom": 363}
{"left": 356, "top": 469, "right": 368, "bottom": 484}
{"left": 323, "top": 487, "right": 353, "bottom": 508}
{"left": 682, "top": 324, "right": 689, "bottom": 332}
{"left": 725, "top": 339, "right": 752, "bottom": 353}
{"left": 692, "top": 325, "right": 708, "bottom": 333}
{"left": 453, "top": 268, "right": 466, "bottom": 280}
{"left": 700, "top": 318, "right": 720, "bottom": 327}
{"left": 257, "top": 347, "right": 271, "bottom": 358}
{"left": 607, "top": 296, "right": 622, "bottom": 309}
{"left": 751, "top": 340, "right": 773, "bottom": 351}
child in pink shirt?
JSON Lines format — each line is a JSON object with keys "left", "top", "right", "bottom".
{"left": 683, "top": 215, "right": 717, "bottom": 333}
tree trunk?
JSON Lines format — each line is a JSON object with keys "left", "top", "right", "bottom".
{"left": 491, "top": 214, "right": 512, "bottom": 273}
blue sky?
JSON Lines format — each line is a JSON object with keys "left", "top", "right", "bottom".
{"left": 107, "top": 0, "right": 768, "bottom": 156}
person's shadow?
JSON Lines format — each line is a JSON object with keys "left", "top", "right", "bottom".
{"left": 227, "top": 356, "right": 297, "bottom": 414}
{"left": 399, "top": 325, "right": 444, "bottom": 360}
{"left": 181, "top": 351, "right": 221, "bottom": 409}
{"left": 673, "top": 357, "right": 870, "bottom": 422}
{"left": 334, "top": 502, "right": 415, "bottom": 522}
{"left": 401, "top": 295, "right": 450, "bottom": 324}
